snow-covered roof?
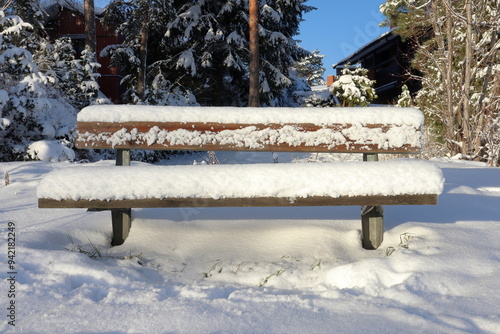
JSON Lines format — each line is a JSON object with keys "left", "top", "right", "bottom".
{"left": 332, "top": 30, "right": 395, "bottom": 68}
{"left": 42, "top": 0, "right": 105, "bottom": 21}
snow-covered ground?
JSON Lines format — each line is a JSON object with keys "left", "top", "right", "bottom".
{"left": 1, "top": 152, "right": 499, "bottom": 333}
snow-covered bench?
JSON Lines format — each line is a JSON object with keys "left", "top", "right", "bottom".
{"left": 37, "top": 105, "right": 444, "bottom": 249}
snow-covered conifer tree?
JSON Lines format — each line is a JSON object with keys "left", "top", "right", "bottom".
{"left": 35, "top": 38, "right": 100, "bottom": 109}
{"left": 102, "top": 0, "right": 196, "bottom": 105}
{"left": 103, "top": 0, "right": 313, "bottom": 106}
{"left": 3, "top": 0, "right": 44, "bottom": 33}
{"left": 294, "top": 49, "right": 325, "bottom": 87}
{"left": 163, "top": 0, "right": 313, "bottom": 106}
{"left": 396, "top": 84, "right": 412, "bottom": 107}
{"left": 329, "top": 65, "right": 376, "bottom": 107}
{"left": 0, "top": 11, "right": 77, "bottom": 161}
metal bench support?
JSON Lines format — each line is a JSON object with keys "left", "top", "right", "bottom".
{"left": 362, "top": 153, "right": 384, "bottom": 249}
{"left": 112, "top": 149, "right": 132, "bottom": 246}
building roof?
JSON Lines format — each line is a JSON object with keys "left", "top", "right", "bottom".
{"left": 333, "top": 31, "right": 397, "bottom": 68}
{"left": 42, "top": 0, "right": 105, "bottom": 22}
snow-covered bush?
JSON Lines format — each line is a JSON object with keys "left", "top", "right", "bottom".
{"left": 27, "top": 139, "right": 75, "bottom": 162}
{"left": 329, "top": 65, "right": 377, "bottom": 107}
{"left": 396, "top": 84, "right": 412, "bottom": 107}
{"left": 0, "top": 11, "right": 77, "bottom": 161}
{"left": 35, "top": 38, "right": 101, "bottom": 109}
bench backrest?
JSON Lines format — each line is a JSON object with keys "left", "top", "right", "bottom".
{"left": 76, "top": 106, "right": 424, "bottom": 154}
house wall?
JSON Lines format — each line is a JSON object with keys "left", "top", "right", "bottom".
{"left": 49, "top": 7, "right": 124, "bottom": 103}
{"left": 333, "top": 33, "right": 420, "bottom": 105}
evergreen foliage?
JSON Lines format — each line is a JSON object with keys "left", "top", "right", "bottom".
{"left": 294, "top": 49, "right": 325, "bottom": 86}
{"left": 102, "top": 0, "right": 314, "bottom": 106}
{"left": 3, "top": 0, "right": 44, "bottom": 33}
{"left": 0, "top": 9, "right": 99, "bottom": 162}
{"left": 102, "top": 0, "right": 197, "bottom": 105}
{"left": 329, "top": 65, "right": 376, "bottom": 107}
{"left": 396, "top": 84, "right": 412, "bottom": 108}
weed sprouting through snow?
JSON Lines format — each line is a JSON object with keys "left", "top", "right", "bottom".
{"left": 386, "top": 233, "right": 417, "bottom": 256}
{"left": 260, "top": 267, "right": 286, "bottom": 287}
{"left": 399, "top": 233, "right": 415, "bottom": 249}
{"left": 309, "top": 259, "right": 323, "bottom": 271}
{"left": 203, "top": 259, "right": 223, "bottom": 278}
{"left": 65, "top": 232, "right": 143, "bottom": 263}
{"left": 386, "top": 247, "right": 396, "bottom": 257}
{"left": 4, "top": 171, "right": 9, "bottom": 186}
{"left": 66, "top": 237, "right": 103, "bottom": 259}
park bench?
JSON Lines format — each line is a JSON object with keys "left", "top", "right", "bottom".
{"left": 37, "top": 105, "right": 444, "bottom": 250}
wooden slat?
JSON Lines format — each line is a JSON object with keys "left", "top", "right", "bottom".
{"left": 75, "top": 121, "right": 422, "bottom": 153}
{"left": 39, "top": 194, "right": 438, "bottom": 209}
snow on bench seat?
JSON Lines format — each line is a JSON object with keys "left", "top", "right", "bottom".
{"left": 37, "top": 159, "right": 444, "bottom": 208}
{"left": 77, "top": 105, "right": 424, "bottom": 125}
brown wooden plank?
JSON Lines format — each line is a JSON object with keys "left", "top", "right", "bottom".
{"left": 75, "top": 121, "right": 422, "bottom": 153}
{"left": 76, "top": 141, "right": 419, "bottom": 153}
{"left": 39, "top": 194, "right": 438, "bottom": 209}
{"left": 77, "top": 121, "right": 396, "bottom": 133}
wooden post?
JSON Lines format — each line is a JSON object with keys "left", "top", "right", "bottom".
{"left": 112, "top": 149, "right": 132, "bottom": 246}
{"left": 361, "top": 153, "right": 384, "bottom": 249}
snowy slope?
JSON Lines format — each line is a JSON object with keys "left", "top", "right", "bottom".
{"left": 0, "top": 152, "right": 499, "bottom": 333}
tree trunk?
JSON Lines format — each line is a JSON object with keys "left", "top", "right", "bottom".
{"left": 440, "top": 0, "right": 458, "bottom": 154}
{"left": 462, "top": 0, "right": 473, "bottom": 156}
{"left": 248, "top": 0, "right": 260, "bottom": 107}
{"left": 84, "top": 0, "right": 96, "bottom": 57}
{"left": 137, "top": 0, "right": 150, "bottom": 101}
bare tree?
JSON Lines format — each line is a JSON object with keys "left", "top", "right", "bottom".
{"left": 382, "top": 0, "right": 500, "bottom": 164}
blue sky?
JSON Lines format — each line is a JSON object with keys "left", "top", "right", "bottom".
{"left": 299, "top": 0, "right": 389, "bottom": 77}
{"left": 94, "top": 0, "right": 389, "bottom": 78}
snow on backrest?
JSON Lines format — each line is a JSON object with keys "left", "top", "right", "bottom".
{"left": 76, "top": 105, "right": 424, "bottom": 153}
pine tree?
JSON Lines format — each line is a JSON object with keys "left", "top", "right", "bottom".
{"left": 396, "top": 84, "right": 412, "bottom": 107}
{"left": 0, "top": 10, "right": 77, "bottom": 161}
{"left": 329, "top": 65, "right": 376, "bottom": 107}
{"left": 104, "top": 0, "right": 314, "bottom": 106}
{"left": 34, "top": 38, "right": 100, "bottom": 109}
{"left": 294, "top": 49, "right": 325, "bottom": 86}
{"left": 3, "top": 0, "right": 44, "bottom": 33}
{"left": 102, "top": 0, "right": 195, "bottom": 105}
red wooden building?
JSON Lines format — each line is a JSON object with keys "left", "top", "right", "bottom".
{"left": 44, "top": 2, "right": 125, "bottom": 103}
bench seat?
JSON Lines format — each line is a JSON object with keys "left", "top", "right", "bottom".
{"left": 38, "top": 159, "right": 444, "bottom": 208}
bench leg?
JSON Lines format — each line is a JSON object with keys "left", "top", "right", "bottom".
{"left": 361, "top": 205, "right": 384, "bottom": 250}
{"left": 111, "top": 209, "right": 131, "bottom": 246}
{"left": 361, "top": 153, "right": 383, "bottom": 249}
{"left": 111, "top": 149, "right": 132, "bottom": 246}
